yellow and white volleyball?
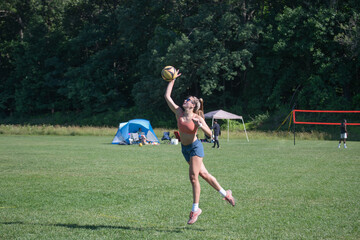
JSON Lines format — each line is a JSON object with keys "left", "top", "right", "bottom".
{"left": 161, "top": 66, "right": 176, "bottom": 81}
{"left": 139, "top": 143, "right": 143, "bottom": 147}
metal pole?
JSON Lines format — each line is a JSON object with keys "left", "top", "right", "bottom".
{"left": 242, "top": 118, "right": 249, "bottom": 142}
{"left": 293, "top": 112, "right": 296, "bottom": 146}
{"left": 227, "top": 119, "right": 229, "bottom": 142}
{"left": 212, "top": 117, "right": 214, "bottom": 142}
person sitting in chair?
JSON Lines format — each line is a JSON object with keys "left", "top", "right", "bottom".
{"left": 137, "top": 128, "right": 149, "bottom": 145}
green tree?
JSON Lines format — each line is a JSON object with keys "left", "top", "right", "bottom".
{"left": 249, "top": 5, "right": 359, "bottom": 115}
{"left": 0, "top": 0, "right": 32, "bottom": 115}
{"left": 133, "top": 1, "right": 260, "bottom": 116}
{"left": 1, "top": 0, "right": 359, "bottom": 126}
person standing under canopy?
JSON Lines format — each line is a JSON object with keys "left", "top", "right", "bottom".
{"left": 210, "top": 119, "right": 221, "bottom": 148}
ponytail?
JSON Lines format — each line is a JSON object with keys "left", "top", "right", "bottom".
{"left": 198, "top": 98, "right": 204, "bottom": 119}
{"left": 191, "top": 96, "right": 205, "bottom": 119}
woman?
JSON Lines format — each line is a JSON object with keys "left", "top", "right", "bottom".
{"left": 164, "top": 69, "right": 235, "bottom": 225}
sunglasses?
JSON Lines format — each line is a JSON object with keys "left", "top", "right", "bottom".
{"left": 185, "top": 98, "right": 193, "bottom": 104}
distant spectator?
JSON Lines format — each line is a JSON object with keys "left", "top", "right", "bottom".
{"left": 338, "top": 119, "right": 348, "bottom": 148}
{"left": 210, "top": 119, "right": 221, "bottom": 149}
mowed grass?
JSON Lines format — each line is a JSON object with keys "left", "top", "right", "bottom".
{"left": 0, "top": 135, "right": 359, "bottom": 240}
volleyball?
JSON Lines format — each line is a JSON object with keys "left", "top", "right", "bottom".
{"left": 139, "top": 143, "right": 143, "bottom": 147}
{"left": 161, "top": 66, "right": 176, "bottom": 81}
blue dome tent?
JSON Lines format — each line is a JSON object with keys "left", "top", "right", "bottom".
{"left": 112, "top": 119, "right": 159, "bottom": 145}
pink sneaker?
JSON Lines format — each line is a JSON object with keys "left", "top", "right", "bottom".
{"left": 223, "top": 190, "right": 235, "bottom": 206}
{"left": 187, "top": 208, "right": 202, "bottom": 225}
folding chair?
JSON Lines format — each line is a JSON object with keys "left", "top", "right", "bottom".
{"left": 129, "top": 133, "right": 140, "bottom": 144}
{"left": 174, "top": 131, "right": 181, "bottom": 142}
{"left": 161, "top": 132, "right": 171, "bottom": 141}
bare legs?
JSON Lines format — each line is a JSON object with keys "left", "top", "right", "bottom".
{"left": 189, "top": 156, "right": 222, "bottom": 204}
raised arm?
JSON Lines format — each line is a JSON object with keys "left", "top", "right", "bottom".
{"left": 164, "top": 70, "right": 181, "bottom": 114}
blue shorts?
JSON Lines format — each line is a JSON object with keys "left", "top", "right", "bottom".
{"left": 181, "top": 139, "right": 205, "bottom": 162}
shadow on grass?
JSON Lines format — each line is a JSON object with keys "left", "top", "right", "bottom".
{"left": 1, "top": 221, "right": 205, "bottom": 233}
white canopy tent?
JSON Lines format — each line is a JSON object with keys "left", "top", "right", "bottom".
{"left": 204, "top": 109, "right": 249, "bottom": 142}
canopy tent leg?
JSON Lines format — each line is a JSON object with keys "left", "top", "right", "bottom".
{"left": 227, "top": 119, "right": 229, "bottom": 142}
{"left": 241, "top": 118, "right": 249, "bottom": 142}
{"left": 212, "top": 117, "right": 214, "bottom": 139}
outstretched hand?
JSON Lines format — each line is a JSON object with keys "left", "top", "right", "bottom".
{"left": 173, "top": 69, "right": 182, "bottom": 80}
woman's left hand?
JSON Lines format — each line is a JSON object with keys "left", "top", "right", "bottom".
{"left": 192, "top": 118, "right": 201, "bottom": 127}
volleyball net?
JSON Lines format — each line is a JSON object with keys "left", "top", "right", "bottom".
{"left": 292, "top": 110, "right": 360, "bottom": 126}
{"left": 277, "top": 109, "right": 360, "bottom": 144}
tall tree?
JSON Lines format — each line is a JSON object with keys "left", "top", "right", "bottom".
{"left": 133, "top": 1, "right": 260, "bottom": 116}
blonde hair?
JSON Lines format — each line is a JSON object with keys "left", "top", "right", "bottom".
{"left": 190, "top": 96, "right": 204, "bottom": 118}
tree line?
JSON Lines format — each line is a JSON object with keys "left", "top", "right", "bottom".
{"left": 1, "top": 0, "right": 359, "bottom": 127}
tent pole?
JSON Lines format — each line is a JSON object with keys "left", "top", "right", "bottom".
{"left": 293, "top": 115, "right": 296, "bottom": 146}
{"left": 227, "top": 119, "right": 229, "bottom": 142}
{"left": 212, "top": 117, "right": 214, "bottom": 141}
{"left": 242, "top": 118, "right": 249, "bottom": 142}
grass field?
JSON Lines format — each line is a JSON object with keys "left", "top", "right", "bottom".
{"left": 0, "top": 135, "right": 359, "bottom": 239}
